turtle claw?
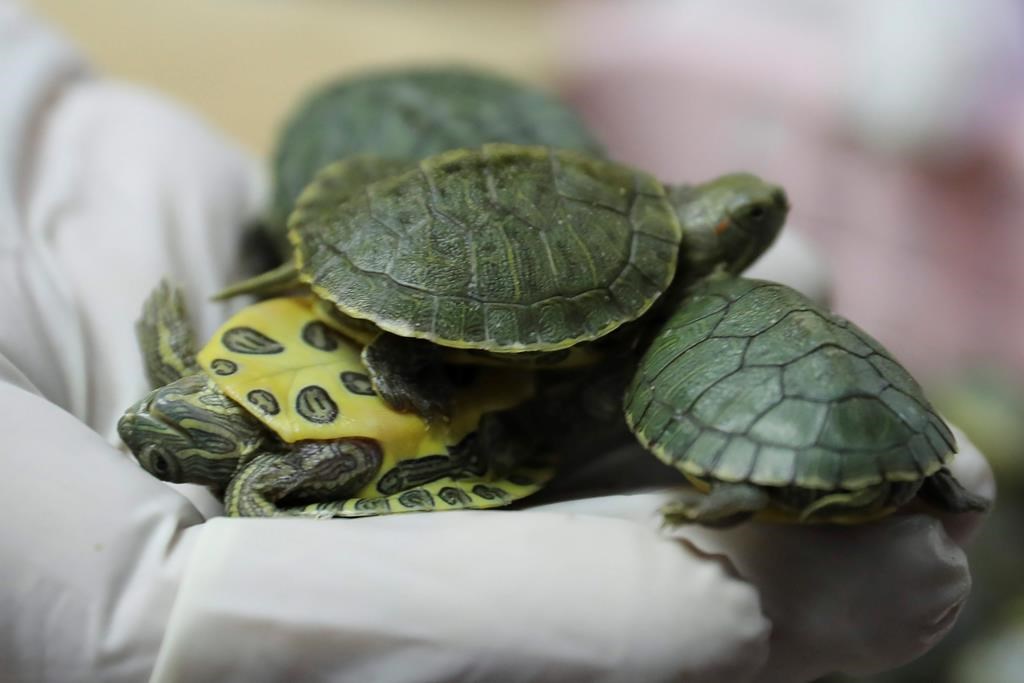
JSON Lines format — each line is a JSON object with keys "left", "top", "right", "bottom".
{"left": 660, "top": 483, "right": 769, "bottom": 528}
{"left": 660, "top": 500, "right": 755, "bottom": 529}
{"left": 659, "top": 491, "right": 709, "bottom": 528}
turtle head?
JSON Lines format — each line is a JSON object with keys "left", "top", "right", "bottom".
{"left": 118, "top": 374, "right": 261, "bottom": 486}
{"left": 669, "top": 173, "right": 789, "bottom": 282}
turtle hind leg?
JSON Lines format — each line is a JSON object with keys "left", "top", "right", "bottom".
{"left": 225, "top": 438, "right": 383, "bottom": 517}
{"left": 136, "top": 281, "right": 201, "bottom": 388}
{"left": 795, "top": 485, "right": 891, "bottom": 522}
{"left": 661, "top": 482, "right": 771, "bottom": 528}
{"left": 361, "top": 333, "right": 455, "bottom": 422}
{"left": 918, "top": 468, "right": 991, "bottom": 514}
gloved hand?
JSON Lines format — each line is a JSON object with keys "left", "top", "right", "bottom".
{"left": 0, "top": 3, "right": 994, "bottom": 681}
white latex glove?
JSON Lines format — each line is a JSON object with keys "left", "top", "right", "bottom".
{"left": 0, "top": 4, "right": 994, "bottom": 681}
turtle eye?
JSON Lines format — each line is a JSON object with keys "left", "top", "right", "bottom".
{"left": 143, "top": 446, "right": 172, "bottom": 479}
{"left": 152, "top": 452, "right": 170, "bottom": 476}
{"left": 750, "top": 206, "right": 766, "bottom": 221}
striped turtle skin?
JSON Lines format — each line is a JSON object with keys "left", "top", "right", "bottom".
{"left": 625, "top": 276, "right": 983, "bottom": 524}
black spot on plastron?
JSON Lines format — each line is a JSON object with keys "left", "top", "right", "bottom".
{"left": 398, "top": 488, "right": 435, "bottom": 510}
{"left": 507, "top": 474, "right": 534, "bottom": 487}
{"left": 340, "top": 371, "right": 375, "bottom": 396}
{"left": 439, "top": 486, "right": 473, "bottom": 507}
{"left": 246, "top": 389, "right": 280, "bottom": 416}
{"left": 295, "top": 385, "right": 339, "bottom": 423}
{"left": 472, "top": 484, "right": 509, "bottom": 502}
{"left": 222, "top": 327, "right": 284, "bottom": 354}
{"left": 210, "top": 358, "right": 238, "bottom": 376}
{"left": 354, "top": 497, "right": 391, "bottom": 513}
{"left": 301, "top": 321, "right": 340, "bottom": 351}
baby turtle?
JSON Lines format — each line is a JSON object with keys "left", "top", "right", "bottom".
{"left": 118, "top": 283, "right": 551, "bottom": 517}
{"left": 218, "top": 144, "right": 788, "bottom": 420}
{"left": 625, "top": 276, "right": 991, "bottom": 525}
{"left": 266, "top": 66, "right": 604, "bottom": 255}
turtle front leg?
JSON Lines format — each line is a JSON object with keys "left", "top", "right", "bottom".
{"left": 361, "top": 333, "right": 455, "bottom": 422}
{"left": 225, "top": 438, "right": 383, "bottom": 517}
{"left": 136, "top": 281, "right": 201, "bottom": 388}
{"left": 661, "top": 482, "right": 771, "bottom": 528}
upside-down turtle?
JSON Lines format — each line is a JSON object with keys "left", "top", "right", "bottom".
{"left": 117, "top": 283, "right": 552, "bottom": 517}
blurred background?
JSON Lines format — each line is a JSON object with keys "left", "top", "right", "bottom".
{"left": 28, "top": 0, "right": 1024, "bottom": 680}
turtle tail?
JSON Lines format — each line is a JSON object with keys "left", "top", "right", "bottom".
{"left": 211, "top": 262, "right": 301, "bottom": 301}
{"left": 918, "top": 468, "right": 992, "bottom": 514}
{"left": 136, "top": 280, "right": 202, "bottom": 388}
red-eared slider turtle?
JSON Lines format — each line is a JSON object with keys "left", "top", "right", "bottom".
{"left": 625, "top": 275, "right": 990, "bottom": 525}
{"left": 117, "top": 283, "right": 552, "bottom": 517}
{"left": 218, "top": 143, "right": 788, "bottom": 420}
{"left": 265, "top": 66, "right": 604, "bottom": 256}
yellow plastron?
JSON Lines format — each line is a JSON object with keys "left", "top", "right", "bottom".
{"left": 196, "top": 297, "right": 535, "bottom": 457}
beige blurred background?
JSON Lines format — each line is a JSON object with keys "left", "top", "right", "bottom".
{"left": 24, "top": 2, "right": 1024, "bottom": 682}
{"left": 30, "top": 0, "right": 556, "bottom": 155}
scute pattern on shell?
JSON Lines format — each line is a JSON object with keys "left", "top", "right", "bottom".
{"left": 625, "top": 277, "right": 956, "bottom": 491}
{"left": 291, "top": 144, "right": 682, "bottom": 351}
{"left": 270, "top": 66, "right": 605, "bottom": 231}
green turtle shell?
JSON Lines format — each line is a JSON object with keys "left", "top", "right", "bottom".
{"left": 289, "top": 143, "right": 683, "bottom": 352}
{"left": 625, "top": 276, "right": 956, "bottom": 492}
{"left": 296, "top": 155, "right": 414, "bottom": 211}
{"left": 269, "top": 66, "right": 604, "bottom": 246}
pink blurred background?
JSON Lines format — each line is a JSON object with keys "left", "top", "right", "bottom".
{"left": 556, "top": 8, "right": 1024, "bottom": 678}
{"left": 556, "top": 0, "right": 1024, "bottom": 384}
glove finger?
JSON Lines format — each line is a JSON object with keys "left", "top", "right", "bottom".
{"left": 155, "top": 512, "right": 770, "bottom": 683}
{"left": 19, "top": 77, "right": 265, "bottom": 439}
{"left": 534, "top": 423, "right": 991, "bottom": 682}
